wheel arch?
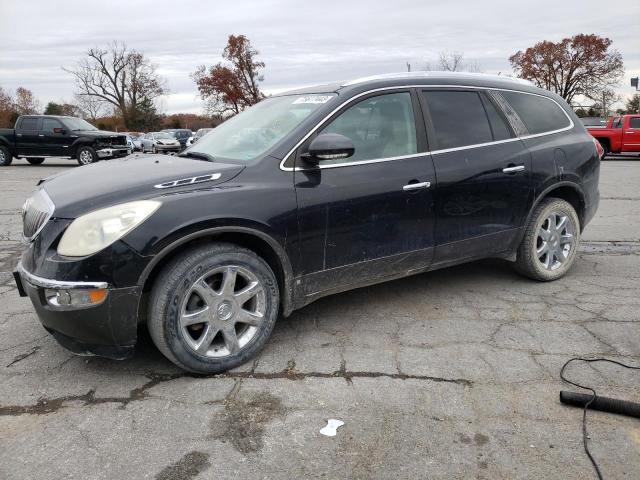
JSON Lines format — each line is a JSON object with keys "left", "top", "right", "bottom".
{"left": 138, "top": 226, "right": 295, "bottom": 317}
{"left": 531, "top": 182, "right": 587, "bottom": 231}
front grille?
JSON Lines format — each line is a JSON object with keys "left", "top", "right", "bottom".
{"left": 22, "top": 188, "right": 54, "bottom": 241}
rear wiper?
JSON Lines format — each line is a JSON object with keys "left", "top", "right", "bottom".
{"left": 178, "top": 151, "right": 215, "bottom": 162}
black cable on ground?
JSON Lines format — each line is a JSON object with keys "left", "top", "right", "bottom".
{"left": 559, "top": 357, "right": 640, "bottom": 480}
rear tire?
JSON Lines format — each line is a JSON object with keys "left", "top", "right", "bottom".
{"left": 598, "top": 140, "right": 609, "bottom": 159}
{"left": 514, "top": 198, "right": 580, "bottom": 281}
{"left": 77, "top": 146, "right": 97, "bottom": 166}
{"left": 26, "top": 157, "right": 45, "bottom": 165}
{"left": 148, "top": 243, "right": 279, "bottom": 374}
{"left": 0, "top": 145, "right": 12, "bottom": 166}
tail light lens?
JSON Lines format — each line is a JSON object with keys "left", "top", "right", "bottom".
{"left": 592, "top": 137, "right": 604, "bottom": 159}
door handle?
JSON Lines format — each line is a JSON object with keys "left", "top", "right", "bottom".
{"left": 626, "top": 131, "right": 636, "bottom": 134}
{"left": 403, "top": 181, "right": 431, "bottom": 191}
{"left": 502, "top": 165, "right": 525, "bottom": 174}
{"left": 16, "top": 133, "right": 22, "bottom": 137}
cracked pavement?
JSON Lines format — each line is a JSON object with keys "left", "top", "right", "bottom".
{"left": 1, "top": 157, "right": 639, "bottom": 479}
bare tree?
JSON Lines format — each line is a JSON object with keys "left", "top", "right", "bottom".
{"left": 439, "top": 51, "right": 464, "bottom": 71}
{"left": 0, "top": 87, "right": 16, "bottom": 127}
{"left": 65, "top": 41, "right": 167, "bottom": 128}
{"left": 73, "top": 94, "right": 104, "bottom": 121}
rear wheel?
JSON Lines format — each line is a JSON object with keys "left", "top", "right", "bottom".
{"left": 77, "top": 146, "right": 97, "bottom": 166}
{"left": 26, "top": 157, "right": 45, "bottom": 165}
{"left": 148, "top": 243, "right": 279, "bottom": 374}
{"left": 0, "top": 146, "right": 12, "bottom": 166}
{"left": 514, "top": 198, "right": 580, "bottom": 281}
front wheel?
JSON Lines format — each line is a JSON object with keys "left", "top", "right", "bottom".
{"left": 26, "top": 157, "right": 45, "bottom": 165}
{"left": 148, "top": 243, "right": 279, "bottom": 374}
{"left": 0, "top": 145, "right": 12, "bottom": 166}
{"left": 77, "top": 146, "right": 97, "bottom": 166}
{"left": 599, "top": 141, "right": 609, "bottom": 159}
{"left": 514, "top": 198, "right": 580, "bottom": 281}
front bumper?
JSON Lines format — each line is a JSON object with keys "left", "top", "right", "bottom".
{"left": 14, "top": 262, "right": 140, "bottom": 359}
{"left": 155, "top": 144, "right": 181, "bottom": 151}
{"left": 96, "top": 147, "right": 129, "bottom": 159}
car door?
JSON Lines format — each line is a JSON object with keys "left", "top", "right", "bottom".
{"left": 40, "top": 118, "right": 71, "bottom": 156}
{"left": 294, "top": 90, "right": 436, "bottom": 296}
{"left": 15, "top": 117, "right": 44, "bottom": 156}
{"left": 623, "top": 116, "right": 640, "bottom": 152}
{"left": 419, "top": 88, "right": 533, "bottom": 266}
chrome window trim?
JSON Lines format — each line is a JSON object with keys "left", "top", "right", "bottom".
{"left": 279, "top": 84, "right": 574, "bottom": 171}
{"left": 18, "top": 262, "right": 109, "bottom": 290}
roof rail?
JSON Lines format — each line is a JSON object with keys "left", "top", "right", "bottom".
{"left": 341, "top": 71, "right": 535, "bottom": 87}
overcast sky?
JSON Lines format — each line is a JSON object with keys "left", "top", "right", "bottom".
{"left": 1, "top": 0, "right": 638, "bottom": 114}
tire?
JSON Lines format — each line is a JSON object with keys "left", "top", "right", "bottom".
{"left": 514, "top": 198, "right": 580, "bottom": 281}
{"left": 0, "top": 145, "right": 12, "bottom": 166}
{"left": 148, "top": 243, "right": 280, "bottom": 374}
{"left": 77, "top": 146, "right": 97, "bottom": 166}
{"left": 26, "top": 157, "right": 45, "bottom": 165}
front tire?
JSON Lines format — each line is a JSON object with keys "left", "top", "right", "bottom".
{"left": 26, "top": 157, "right": 45, "bottom": 165}
{"left": 514, "top": 198, "right": 580, "bottom": 281}
{"left": 148, "top": 243, "right": 279, "bottom": 374}
{"left": 77, "top": 146, "right": 97, "bottom": 166}
{"left": 599, "top": 140, "right": 609, "bottom": 159}
{"left": 0, "top": 145, "right": 12, "bottom": 166}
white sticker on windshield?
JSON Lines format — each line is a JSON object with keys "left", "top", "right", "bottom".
{"left": 293, "top": 95, "right": 333, "bottom": 104}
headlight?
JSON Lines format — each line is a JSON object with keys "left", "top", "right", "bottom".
{"left": 57, "top": 200, "right": 161, "bottom": 257}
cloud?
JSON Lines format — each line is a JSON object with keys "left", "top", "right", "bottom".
{"left": 0, "top": 0, "right": 638, "bottom": 113}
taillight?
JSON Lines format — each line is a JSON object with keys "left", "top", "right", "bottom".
{"left": 592, "top": 137, "right": 604, "bottom": 159}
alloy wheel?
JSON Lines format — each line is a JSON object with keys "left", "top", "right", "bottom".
{"left": 536, "top": 211, "right": 576, "bottom": 270}
{"left": 179, "top": 265, "right": 266, "bottom": 357}
{"left": 79, "top": 150, "right": 93, "bottom": 165}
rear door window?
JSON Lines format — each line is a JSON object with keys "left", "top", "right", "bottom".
{"left": 629, "top": 117, "right": 640, "bottom": 129}
{"left": 42, "top": 118, "right": 64, "bottom": 133}
{"left": 500, "top": 91, "right": 571, "bottom": 135}
{"left": 479, "top": 93, "right": 514, "bottom": 141}
{"left": 19, "top": 117, "right": 40, "bottom": 130}
{"left": 422, "top": 90, "right": 493, "bottom": 150}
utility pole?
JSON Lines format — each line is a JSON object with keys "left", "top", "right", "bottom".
{"left": 602, "top": 91, "right": 607, "bottom": 119}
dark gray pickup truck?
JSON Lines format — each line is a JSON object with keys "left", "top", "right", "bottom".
{"left": 0, "top": 115, "right": 129, "bottom": 166}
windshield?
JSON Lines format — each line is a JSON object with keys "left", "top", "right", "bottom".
{"left": 186, "top": 94, "right": 336, "bottom": 161}
{"left": 63, "top": 117, "right": 98, "bottom": 131}
{"left": 154, "top": 132, "right": 173, "bottom": 139}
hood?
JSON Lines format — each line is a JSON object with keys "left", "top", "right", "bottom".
{"left": 76, "top": 130, "right": 126, "bottom": 138}
{"left": 41, "top": 154, "right": 244, "bottom": 218}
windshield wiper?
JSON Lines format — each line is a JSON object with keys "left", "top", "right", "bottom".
{"left": 178, "top": 151, "right": 215, "bottom": 162}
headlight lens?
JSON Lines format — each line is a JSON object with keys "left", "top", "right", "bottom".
{"left": 57, "top": 200, "right": 161, "bottom": 257}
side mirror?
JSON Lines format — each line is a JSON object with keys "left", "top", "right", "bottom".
{"left": 302, "top": 133, "right": 355, "bottom": 164}
{"left": 53, "top": 127, "right": 67, "bottom": 134}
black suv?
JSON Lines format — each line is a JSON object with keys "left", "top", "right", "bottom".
{"left": 0, "top": 115, "right": 129, "bottom": 166}
{"left": 14, "top": 73, "right": 600, "bottom": 373}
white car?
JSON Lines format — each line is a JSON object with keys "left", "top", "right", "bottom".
{"left": 140, "top": 132, "right": 181, "bottom": 154}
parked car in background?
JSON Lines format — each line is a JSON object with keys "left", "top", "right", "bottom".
{"left": 161, "top": 129, "right": 193, "bottom": 149}
{"left": 125, "top": 135, "right": 135, "bottom": 155}
{"left": 140, "top": 132, "right": 181, "bottom": 153}
{"left": 0, "top": 115, "right": 129, "bottom": 166}
{"left": 192, "top": 127, "right": 214, "bottom": 144}
{"left": 124, "top": 132, "right": 143, "bottom": 151}
{"left": 579, "top": 117, "right": 608, "bottom": 128}
{"left": 586, "top": 114, "right": 640, "bottom": 157}
{"left": 13, "top": 72, "right": 600, "bottom": 374}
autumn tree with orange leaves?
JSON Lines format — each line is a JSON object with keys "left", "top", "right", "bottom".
{"left": 192, "top": 35, "right": 265, "bottom": 116}
{"left": 510, "top": 34, "right": 624, "bottom": 105}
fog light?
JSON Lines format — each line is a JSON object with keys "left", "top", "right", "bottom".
{"left": 45, "top": 288, "right": 108, "bottom": 309}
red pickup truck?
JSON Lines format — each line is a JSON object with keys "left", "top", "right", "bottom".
{"left": 586, "top": 114, "right": 640, "bottom": 157}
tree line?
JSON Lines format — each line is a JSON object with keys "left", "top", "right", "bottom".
{"left": 0, "top": 33, "right": 637, "bottom": 131}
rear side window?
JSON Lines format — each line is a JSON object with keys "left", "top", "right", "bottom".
{"left": 480, "top": 94, "right": 513, "bottom": 141}
{"left": 423, "top": 90, "right": 493, "bottom": 150}
{"left": 500, "top": 91, "right": 570, "bottom": 135}
{"left": 629, "top": 117, "right": 640, "bottom": 129}
{"left": 19, "top": 118, "right": 39, "bottom": 130}
{"left": 42, "top": 118, "right": 63, "bottom": 133}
